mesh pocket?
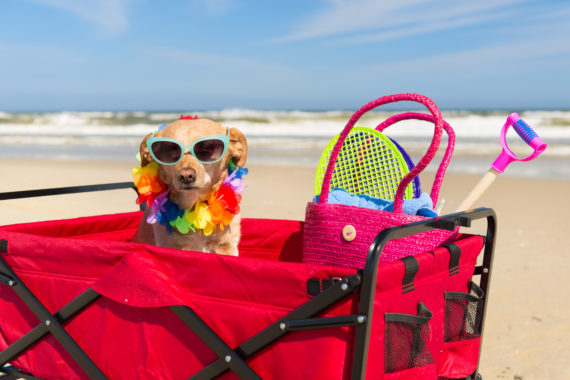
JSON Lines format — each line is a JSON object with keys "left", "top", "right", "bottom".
{"left": 385, "top": 302, "right": 434, "bottom": 374}
{"left": 445, "top": 281, "right": 484, "bottom": 342}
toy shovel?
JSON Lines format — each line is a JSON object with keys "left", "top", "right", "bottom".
{"left": 455, "top": 113, "right": 547, "bottom": 212}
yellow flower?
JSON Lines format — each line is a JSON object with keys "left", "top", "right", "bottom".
{"left": 203, "top": 222, "right": 215, "bottom": 236}
{"left": 185, "top": 201, "right": 215, "bottom": 236}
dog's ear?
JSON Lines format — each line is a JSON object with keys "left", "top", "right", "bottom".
{"left": 140, "top": 133, "right": 153, "bottom": 167}
{"left": 228, "top": 127, "right": 248, "bottom": 167}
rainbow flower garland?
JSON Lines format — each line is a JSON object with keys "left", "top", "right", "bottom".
{"left": 132, "top": 161, "right": 248, "bottom": 236}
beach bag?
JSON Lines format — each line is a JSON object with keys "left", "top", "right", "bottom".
{"left": 302, "top": 93, "right": 457, "bottom": 269}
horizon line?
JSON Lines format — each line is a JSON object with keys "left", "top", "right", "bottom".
{"left": 3, "top": 107, "right": 570, "bottom": 113}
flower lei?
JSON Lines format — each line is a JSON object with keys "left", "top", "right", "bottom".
{"left": 132, "top": 160, "right": 247, "bottom": 236}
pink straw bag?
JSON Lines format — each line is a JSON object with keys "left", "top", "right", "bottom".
{"left": 302, "top": 93, "right": 457, "bottom": 269}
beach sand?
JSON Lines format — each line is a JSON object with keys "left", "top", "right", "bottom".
{"left": 1, "top": 158, "right": 569, "bottom": 379}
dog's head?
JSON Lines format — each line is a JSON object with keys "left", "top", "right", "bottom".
{"left": 139, "top": 118, "right": 247, "bottom": 209}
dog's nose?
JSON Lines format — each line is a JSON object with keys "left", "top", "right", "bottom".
{"left": 178, "top": 168, "right": 196, "bottom": 185}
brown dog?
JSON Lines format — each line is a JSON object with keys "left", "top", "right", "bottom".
{"left": 133, "top": 118, "right": 247, "bottom": 256}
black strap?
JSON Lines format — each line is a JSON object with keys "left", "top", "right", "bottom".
{"left": 307, "top": 279, "right": 321, "bottom": 296}
{"left": 0, "top": 240, "right": 7, "bottom": 254}
{"left": 322, "top": 278, "right": 335, "bottom": 290}
{"left": 385, "top": 302, "right": 432, "bottom": 324}
{"left": 445, "top": 243, "right": 461, "bottom": 276}
{"left": 446, "top": 281, "right": 485, "bottom": 302}
{"left": 400, "top": 256, "right": 419, "bottom": 294}
{"left": 307, "top": 277, "right": 341, "bottom": 296}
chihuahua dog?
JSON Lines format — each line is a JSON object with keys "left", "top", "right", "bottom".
{"left": 133, "top": 118, "right": 247, "bottom": 256}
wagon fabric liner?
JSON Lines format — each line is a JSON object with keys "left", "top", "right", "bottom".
{"left": 0, "top": 207, "right": 495, "bottom": 379}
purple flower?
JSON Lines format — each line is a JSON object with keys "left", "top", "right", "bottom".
{"left": 223, "top": 168, "right": 247, "bottom": 194}
{"left": 147, "top": 190, "right": 169, "bottom": 224}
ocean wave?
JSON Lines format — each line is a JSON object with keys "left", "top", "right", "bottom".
{"left": 1, "top": 108, "right": 568, "bottom": 128}
{"left": 1, "top": 109, "right": 569, "bottom": 179}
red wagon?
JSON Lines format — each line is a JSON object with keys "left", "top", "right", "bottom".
{"left": 0, "top": 182, "right": 495, "bottom": 379}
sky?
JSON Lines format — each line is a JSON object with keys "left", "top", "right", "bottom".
{"left": 0, "top": 0, "right": 569, "bottom": 111}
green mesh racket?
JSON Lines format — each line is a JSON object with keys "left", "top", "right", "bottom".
{"left": 314, "top": 126, "right": 414, "bottom": 200}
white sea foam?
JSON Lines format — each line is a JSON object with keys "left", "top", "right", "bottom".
{"left": 0, "top": 109, "right": 568, "bottom": 178}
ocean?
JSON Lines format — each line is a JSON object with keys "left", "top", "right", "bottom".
{"left": 1, "top": 109, "right": 569, "bottom": 179}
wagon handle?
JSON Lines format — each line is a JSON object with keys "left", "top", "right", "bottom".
{"left": 0, "top": 182, "right": 136, "bottom": 201}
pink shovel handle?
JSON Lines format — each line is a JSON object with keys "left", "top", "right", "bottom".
{"left": 320, "top": 93, "right": 444, "bottom": 214}
{"left": 376, "top": 112, "right": 455, "bottom": 208}
{"left": 492, "top": 113, "right": 548, "bottom": 173}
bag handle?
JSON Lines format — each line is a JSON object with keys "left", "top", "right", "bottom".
{"left": 319, "top": 93, "right": 443, "bottom": 214}
{"left": 376, "top": 112, "right": 455, "bottom": 208}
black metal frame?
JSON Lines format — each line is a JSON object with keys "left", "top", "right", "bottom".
{"left": 0, "top": 183, "right": 496, "bottom": 379}
{"left": 351, "top": 208, "right": 496, "bottom": 380}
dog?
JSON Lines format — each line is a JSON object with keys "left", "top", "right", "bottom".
{"left": 133, "top": 117, "right": 247, "bottom": 256}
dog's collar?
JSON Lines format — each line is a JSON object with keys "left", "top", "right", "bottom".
{"left": 132, "top": 161, "right": 247, "bottom": 236}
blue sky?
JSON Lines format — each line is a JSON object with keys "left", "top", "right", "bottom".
{"left": 1, "top": 0, "right": 569, "bottom": 110}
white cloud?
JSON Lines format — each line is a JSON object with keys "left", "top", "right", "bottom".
{"left": 275, "top": 0, "right": 527, "bottom": 43}
{"left": 27, "top": 0, "right": 130, "bottom": 35}
{"left": 335, "top": 12, "right": 508, "bottom": 45}
{"left": 358, "top": 31, "right": 570, "bottom": 77}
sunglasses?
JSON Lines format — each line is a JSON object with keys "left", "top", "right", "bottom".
{"left": 147, "top": 128, "right": 230, "bottom": 165}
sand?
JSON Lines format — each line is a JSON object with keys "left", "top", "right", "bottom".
{"left": 1, "top": 158, "right": 569, "bottom": 379}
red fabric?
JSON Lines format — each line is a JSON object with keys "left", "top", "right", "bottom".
{"left": 438, "top": 338, "right": 481, "bottom": 379}
{"left": 361, "top": 234, "right": 483, "bottom": 379}
{"left": 0, "top": 212, "right": 484, "bottom": 379}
